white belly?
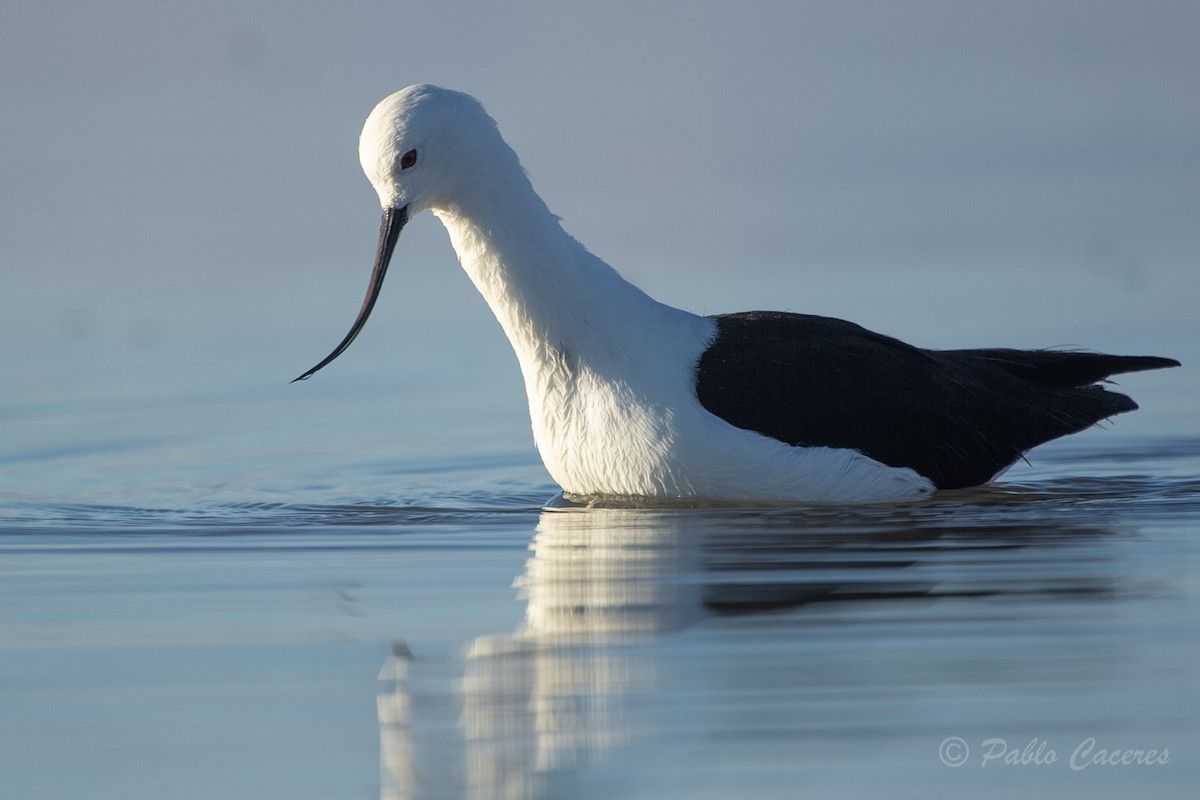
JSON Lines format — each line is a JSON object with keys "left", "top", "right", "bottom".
{"left": 525, "top": 353, "right": 934, "bottom": 504}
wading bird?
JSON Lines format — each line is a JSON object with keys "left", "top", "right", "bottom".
{"left": 294, "top": 85, "right": 1178, "bottom": 503}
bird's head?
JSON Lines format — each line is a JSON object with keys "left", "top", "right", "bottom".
{"left": 293, "top": 84, "right": 515, "bottom": 382}
{"left": 358, "top": 83, "right": 511, "bottom": 215}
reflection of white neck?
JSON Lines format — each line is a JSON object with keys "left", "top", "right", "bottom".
{"left": 516, "top": 508, "right": 704, "bottom": 640}
{"left": 455, "top": 509, "right": 703, "bottom": 798}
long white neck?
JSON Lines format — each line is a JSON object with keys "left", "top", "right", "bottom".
{"left": 431, "top": 179, "right": 704, "bottom": 387}
{"left": 428, "top": 171, "right": 715, "bottom": 495}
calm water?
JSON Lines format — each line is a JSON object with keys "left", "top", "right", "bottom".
{"left": 2, "top": 345, "right": 1197, "bottom": 799}
{"left": 5, "top": 2, "right": 1199, "bottom": 796}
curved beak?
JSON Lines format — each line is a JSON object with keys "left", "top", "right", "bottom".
{"left": 291, "top": 205, "right": 408, "bottom": 383}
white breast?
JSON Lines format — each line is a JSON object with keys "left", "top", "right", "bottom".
{"left": 430, "top": 175, "right": 932, "bottom": 504}
{"left": 524, "top": 333, "right": 934, "bottom": 503}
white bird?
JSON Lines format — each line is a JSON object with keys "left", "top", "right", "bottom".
{"left": 294, "top": 84, "right": 1178, "bottom": 503}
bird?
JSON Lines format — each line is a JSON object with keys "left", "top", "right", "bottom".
{"left": 293, "top": 84, "right": 1179, "bottom": 504}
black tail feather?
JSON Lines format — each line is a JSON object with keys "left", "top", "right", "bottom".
{"left": 943, "top": 349, "right": 1180, "bottom": 389}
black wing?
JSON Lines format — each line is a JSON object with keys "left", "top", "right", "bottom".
{"left": 695, "top": 311, "right": 1179, "bottom": 489}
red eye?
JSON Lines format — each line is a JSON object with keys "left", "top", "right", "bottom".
{"left": 399, "top": 149, "right": 418, "bottom": 169}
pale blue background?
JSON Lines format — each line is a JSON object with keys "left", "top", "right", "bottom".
{"left": 2, "top": 0, "right": 1195, "bottom": 501}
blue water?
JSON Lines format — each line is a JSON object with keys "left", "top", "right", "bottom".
{"left": 5, "top": 2, "right": 1199, "bottom": 795}
{"left": 2, "top": 335, "right": 1197, "bottom": 799}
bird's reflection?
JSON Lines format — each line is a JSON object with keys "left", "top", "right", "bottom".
{"left": 380, "top": 488, "right": 1126, "bottom": 799}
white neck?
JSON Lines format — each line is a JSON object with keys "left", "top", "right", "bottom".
{"left": 431, "top": 182, "right": 704, "bottom": 388}
{"left": 429, "top": 175, "right": 714, "bottom": 495}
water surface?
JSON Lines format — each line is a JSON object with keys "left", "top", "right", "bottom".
{"left": 2, "top": 400, "right": 1197, "bottom": 799}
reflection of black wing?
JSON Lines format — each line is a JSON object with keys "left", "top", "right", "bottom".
{"left": 695, "top": 311, "right": 1179, "bottom": 489}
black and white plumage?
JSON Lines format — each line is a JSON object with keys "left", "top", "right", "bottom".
{"left": 697, "top": 311, "right": 1177, "bottom": 490}
{"left": 295, "top": 85, "right": 1179, "bottom": 503}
